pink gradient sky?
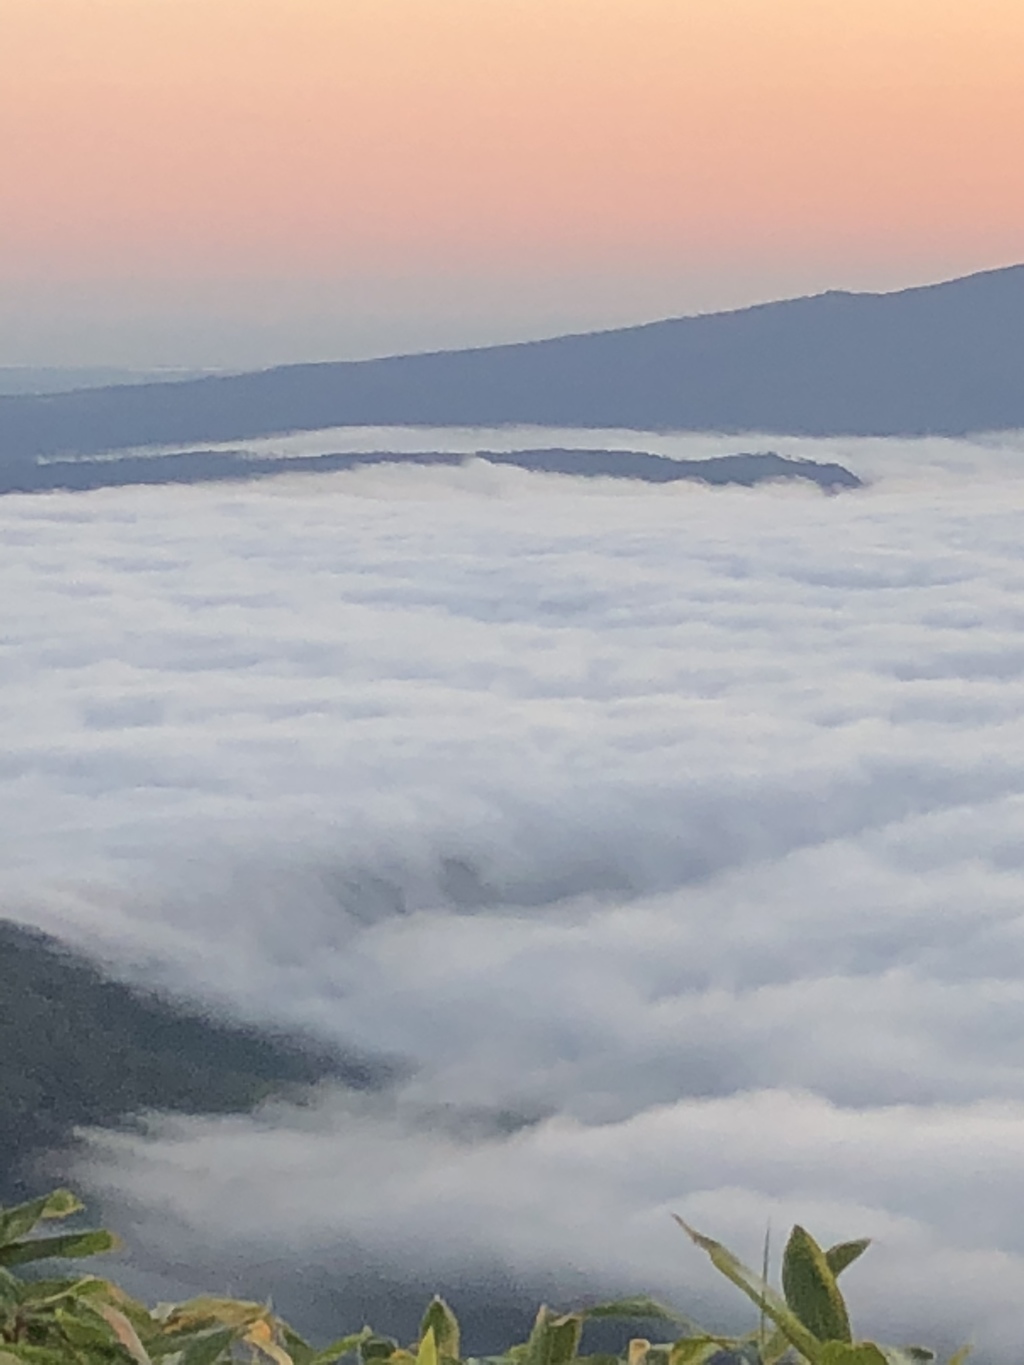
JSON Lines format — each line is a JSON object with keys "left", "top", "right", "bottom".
{"left": 2, "top": 0, "right": 1023, "bottom": 366}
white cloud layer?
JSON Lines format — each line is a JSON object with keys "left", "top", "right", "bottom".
{"left": 7, "top": 435, "right": 1024, "bottom": 1353}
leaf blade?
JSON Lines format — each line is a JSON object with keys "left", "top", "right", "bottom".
{"left": 420, "top": 1299, "right": 460, "bottom": 1362}
{"left": 824, "top": 1242, "right": 871, "bottom": 1280}
{"left": 0, "top": 1192, "right": 84, "bottom": 1247}
{"left": 0, "top": 1230, "right": 118, "bottom": 1268}
{"left": 674, "top": 1217, "right": 823, "bottom": 1365}
{"left": 782, "top": 1226, "right": 852, "bottom": 1344}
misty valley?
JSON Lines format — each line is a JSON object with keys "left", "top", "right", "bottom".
{"left": 4, "top": 413, "right": 1024, "bottom": 1356}
{"left": 5, "top": 267, "right": 1024, "bottom": 1359}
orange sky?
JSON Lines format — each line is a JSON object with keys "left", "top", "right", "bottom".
{"left": 2, "top": 0, "right": 1023, "bottom": 363}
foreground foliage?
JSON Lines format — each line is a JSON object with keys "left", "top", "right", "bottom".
{"left": 0, "top": 1189, "right": 968, "bottom": 1365}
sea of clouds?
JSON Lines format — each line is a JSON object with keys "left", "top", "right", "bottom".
{"left": 7, "top": 429, "right": 1024, "bottom": 1354}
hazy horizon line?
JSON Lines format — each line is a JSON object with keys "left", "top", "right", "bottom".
{"left": 4, "top": 254, "right": 1023, "bottom": 379}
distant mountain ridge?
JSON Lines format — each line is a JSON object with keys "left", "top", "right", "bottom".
{"left": 2, "top": 263, "right": 1023, "bottom": 459}
{"left": 1, "top": 447, "right": 861, "bottom": 496}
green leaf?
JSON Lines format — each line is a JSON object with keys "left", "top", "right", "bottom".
{"left": 0, "top": 1353, "right": 69, "bottom": 1365}
{"left": 17, "top": 1276, "right": 101, "bottom": 1305}
{"left": 522, "top": 1309, "right": 583, "bottom": 1365}
{"left": 782, "top": 1227, "right": 851, "bottom": 1343}
{"left": 308, "top": 1330, "right": 373, "bottom": 1365}
{"left": 0, "top": 1192, "right": 84, "bottom": 1246}
{"left": 639, "top": 1349, "right": 670, "bottom": 1365}
{"left": 755, "top": 1325, "right": 799, "bottom": 1365}
{"left": 154, "top": 1300, "right": 233, "bottom": 1332}
{"left": 420, "top": 1300, "right": 460, "bottom": 1362}
{"left": 945, "top": 1349, "right": 971, "bottom": 1365}
{"left": 819, "top": 1345, "right": 888, "bottom": 1365}
{"left": 524, "top": 1310, "right": 554, "bottom": 1365}
{"left": 581, "top": 1300, "right": 700, "bottom": 1330}
{"left": 0, "top": 1230, "right": 119, "bottom": 1268}
{"left": 0, "top": 1266, "right": 20, "bottom": 1307}
{"left": 674, "top": 1217, "right": 823, "bottom": 1365}
{"left": 54, "top": 1302, "right": 118, "bottom": 1351}
{"left": 361, "top": 1336, "right": 400, "bottom": 1362}
{"left": 281, "top": 1326, "right": 315, "bottom": 1365}
{"left": 178, "top": 1327, "right": 236, "bottom": 1365}
{"left": 825, "top": 1243, "right": 871, "bottom": 1279}
{"left": 417, "top": 1329, "right": 439, "bottom": 1365}
{"left": 666, "top": 1342, "right": 723, "bottom": 1365}
{"left": 94, "top": 1302, "right": 154, "bottom": 1365}
{"left": 0, "top": 1351, "right": 73, "bottom": 1365}
{"left": 547, "top": 1319, "right": 582, "bottom": 1365}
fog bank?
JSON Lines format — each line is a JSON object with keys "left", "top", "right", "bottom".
{"left": 5, "top": 439, "right": 1024, "bottom": 1352}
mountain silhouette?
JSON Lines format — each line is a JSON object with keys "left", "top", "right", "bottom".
{"left": 0, "top": 447, "right": 862, "bottom": 497}
{"left": 1, "top": 263, "right": 1022, "bottom": 461}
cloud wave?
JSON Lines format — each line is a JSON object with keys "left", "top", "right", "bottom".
{"left": 5, "top": 441, "right": 1024, "bottom": 1352}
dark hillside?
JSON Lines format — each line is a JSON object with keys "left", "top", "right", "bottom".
{"left": 1, "top": 264, "right": 1022, "bottom": 461}
{"left": 0, "top": 919, "right": 386, "bottom": 1201}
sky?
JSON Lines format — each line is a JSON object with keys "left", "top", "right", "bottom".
{"left": 10, "top": 434, "right": 1024, "bottom": 1352}
{"left": 2, "top": 0, "right": 1023, "bottom": 366}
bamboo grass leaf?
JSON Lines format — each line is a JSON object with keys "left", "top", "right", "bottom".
{"left": 162, "top": 1297, "right": 266, "bottom": 1333}
{"left": 524, "top": 1308, "right": 582, "bottom": 1365}
{"left": 782, "top": 1227, "right": 852, "bottom": 1343}
{"left": 819, "top": 1345, "right": 888, "bottom": 1365}
{"left": 665, "top": 1341, "right": 723, "bottom": 1365}
{"left": 758, "top": 1324, "right": 799, "bottom": 1365}
{"left": 178, "top": 1327, "right": 236, "bottom": 1365}
{"left": 17, "top": 1276, "right": 104, "bottom": 1306}
{"left": 582, "top": 1300, "right": 702, "bottom": 1332}
{"left": 547, "top": 1318, "right": 582, "bottom": 1365}
{"left": 420, "top": 1300, "right": 460, "bottom": 1362}
{"left": 308, "top": 1330, "right": 374, "bottom": 1365}
{"left": 95, "top": 1302, "right": 154, "bottom": 1365}
{"left": 281, "top": 1325, "right": 315, "bottom": 1365}
{"left": 244, "top": 1317, "right": 294, "bottom": 1365}
{"left": 0, "top": 1351, "right": 70, "bottom": 1365}
{"left": 0, "top": 1230, "right": 118, "bottom": 1268}
{"left": 673, "top": 1218, "right": 823, "bottom": 1365}
{"left": 417, "top": 1328, "right": 439, "bottom": 1365}
{"left": 361, "top": 1336, "right": 400, "bottom": 1362}
{"left": 0, "top": 1192, "right": 83, "bottom": 1247}
{"left": 524, "top": 1308, "right": 554, "bottom": 1365}
{"left": 824, "top": 1244, "right": 871, "bottom": 1280}
{"left": 54, "top": 1302, "right": 119, "bottom": 1351}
